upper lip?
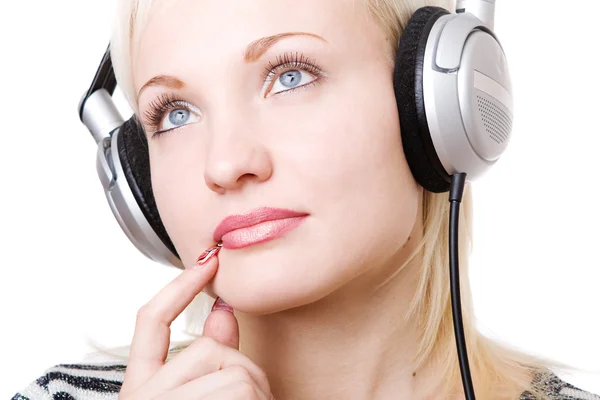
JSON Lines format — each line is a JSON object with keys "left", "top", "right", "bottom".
{"left": 213, "top": 207, "right": 308, "bottom": 242}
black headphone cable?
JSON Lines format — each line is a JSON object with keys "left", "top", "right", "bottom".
{"left": 449, "top": 172, "right": 476, "bottom": 400}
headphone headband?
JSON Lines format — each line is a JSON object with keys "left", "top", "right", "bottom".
{"left": 78, "top": 45, "right": 116, "bottom": 122}
{"left": 456, "top": 0, "right": 496, "bottom": 30}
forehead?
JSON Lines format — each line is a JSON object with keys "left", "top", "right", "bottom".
{"left": 133, "top": 0, "right": 383, "bottom": 89}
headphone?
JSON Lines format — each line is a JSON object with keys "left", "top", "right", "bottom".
{"left": 78, "top": 2, "right": 511, "bottom": 397}
{"left": 79, "top": 0, "right": 512, "bottom": 270}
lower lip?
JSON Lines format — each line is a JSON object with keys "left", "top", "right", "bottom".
{"left": 220, "top": 216, "right": 307, "bottom": 250}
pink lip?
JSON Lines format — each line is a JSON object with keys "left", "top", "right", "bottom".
{"left": 214, "top": 207, "right": 309, "bottom": 250}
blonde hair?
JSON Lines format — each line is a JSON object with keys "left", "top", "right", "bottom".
{"left": 97, "top": 0, "right": 587, "bottom": 398}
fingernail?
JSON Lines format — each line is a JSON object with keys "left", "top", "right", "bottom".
{"left": 212, "top": 296, "right": 234, "bottom": 313}
{"left": 192, "top": 243, "right": 222, "bottom": 269}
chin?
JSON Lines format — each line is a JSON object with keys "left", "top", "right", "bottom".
{"left": 208, "top": 240, "right": 348, "bottom": 315}
{"left": 211, "top": 272, "right": 335, "bottom": 316}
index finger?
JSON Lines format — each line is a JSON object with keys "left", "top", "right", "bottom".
{"left": 120, "top": 246, "right": 221, "bottom": 396}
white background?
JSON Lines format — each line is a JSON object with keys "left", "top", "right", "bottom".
{"left": 1, "top": 0, "right": 599, "bottom": 398}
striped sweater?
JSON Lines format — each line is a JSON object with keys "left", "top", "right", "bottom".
{"left": 11, "top": 363, "right": 600, "bottom": 399}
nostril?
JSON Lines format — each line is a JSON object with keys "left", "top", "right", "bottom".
{"left": 237, "top": 173, "right": 259, "bottom": 184}
{"left": 204, "top": 175, "right": 226, "bottom": 194}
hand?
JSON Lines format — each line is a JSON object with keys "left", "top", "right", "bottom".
{"left": 118, "top": 246, "right": 275, "bottom": 399}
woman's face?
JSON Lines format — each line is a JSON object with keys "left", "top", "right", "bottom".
{"left": 134, "top": 0, "right": 421, "bottom": 314}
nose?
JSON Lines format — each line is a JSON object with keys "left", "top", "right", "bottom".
{"left": 203, "top": 118, "right": 273, "bottom": 194}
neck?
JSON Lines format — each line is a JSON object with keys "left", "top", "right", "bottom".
{"left": 236, "top": 224, "right": 450, "bottom": 399}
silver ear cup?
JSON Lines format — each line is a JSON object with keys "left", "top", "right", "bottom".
{"left": 422, "top": 12, "right": 513, "bottom": 181}
{"left": 95, "top": 128, "right": 185, "bottom": 269}
{"left": 458, "top": 30, "right": 512, "bottom": 160}
{"left": 82, "top": 88, "right": 184, "bottom": 270}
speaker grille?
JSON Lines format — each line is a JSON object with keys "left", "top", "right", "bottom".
{"left": 477, "top": 95, "right": 512, "bottom": 144}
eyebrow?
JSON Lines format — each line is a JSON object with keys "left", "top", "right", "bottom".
{"left": 243, "top": 31, "right": 327, "bottom": 62}
{"left": 137, "top": 31, "right": 327, "bottom": 101}
{"left": 137, "top": 75, "right": 185, "bottom": 101}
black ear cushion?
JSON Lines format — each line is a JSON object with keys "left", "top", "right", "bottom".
{"left": 116, "top": 116, "right": 180, "bottom": 258}
{"left": 394, "top": 6, "right": 452, "bottom": 193}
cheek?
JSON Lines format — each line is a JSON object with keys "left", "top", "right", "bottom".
{"left": 148, "top": 143, "right": 212, "bottom": 267}
{"left": 283, "top": 77, "right": 410, "bottom": 205}
{"left": 276, "top": 76, "right": 419, "bottom": 265}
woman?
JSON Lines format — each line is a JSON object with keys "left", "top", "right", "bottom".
{"left": 13, "top": 0, "right": 599, "bottom": 399}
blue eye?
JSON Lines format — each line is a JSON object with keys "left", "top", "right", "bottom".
{"left": 262, "top": 52, "right": 324, "bottom": 98}
{"left": 168, "top": 109, "right": 191, "bottom": 126}
{"left": 160, "top": 107, "right": 200, "bottom": 131}
{"left": 280, "top": 70, "right": 302, "bottom": 88}
{"left": 267, "top": 69, "right": 317, "bottom": 97}
{"left": 143, "top": 93, "right": 202, "bottom": 138}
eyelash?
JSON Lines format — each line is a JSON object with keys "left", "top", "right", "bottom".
{"left": 142, "top": 51, "right": 325, "bottom": 139}
{"left": 142, "top": 93, "right": 192, "bottom": 137}
{"left": 261, "top": 51, "right": 324, "bottom": 91}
